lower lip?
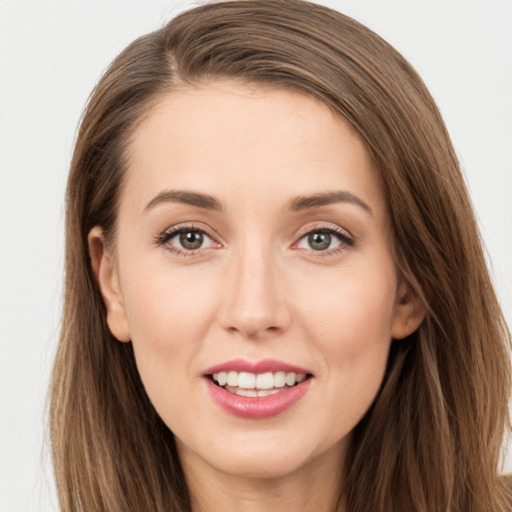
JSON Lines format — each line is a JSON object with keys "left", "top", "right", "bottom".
{"left": 205, "top": 377, "right": 312, "bottom": 419}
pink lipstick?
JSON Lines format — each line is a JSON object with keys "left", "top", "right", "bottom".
{"left": 203, "top": 359, "right": 313, "bottom": 419}
{"left": 204, "top": 358, "right": 311, "bottom": 375}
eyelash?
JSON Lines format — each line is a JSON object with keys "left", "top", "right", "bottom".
{"left": 153, "top": 224, "right": 354, "bottom": 257}
{"left": 153, "top": 223, "right": 218, "bottom": 257}
{"left": 294, "top": 224, "right": 355, "bottom": 257}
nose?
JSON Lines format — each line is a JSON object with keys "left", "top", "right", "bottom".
{"left": 218, "top": 242, "right": 291, "bottom": 340}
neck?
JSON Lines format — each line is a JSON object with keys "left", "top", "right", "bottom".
{"left": 178, "top": 439, "right": 347, "bottom": 512}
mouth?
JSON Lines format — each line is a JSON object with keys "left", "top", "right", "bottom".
{"left": 203, "top": 359, "right": 314, "bottom": 418}
{"left": 208, "top": 370, "right": 312, "bottom": 397}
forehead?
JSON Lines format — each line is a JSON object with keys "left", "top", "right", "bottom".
{"left": 123, "top": 80, "right": 386, "bottom": 220}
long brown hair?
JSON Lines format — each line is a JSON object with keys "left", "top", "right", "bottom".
{"left": 49, "top": 1, "right": 511, "bottom": 510}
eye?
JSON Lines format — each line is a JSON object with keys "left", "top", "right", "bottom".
{"left": 155, "top": 226, "right": 218, "bottom": 254}
{"left": 173, "top": 230, "right": 208, "bottom": 250}
{"left": 296, "top": 227, "right": 353, "bottom": 252}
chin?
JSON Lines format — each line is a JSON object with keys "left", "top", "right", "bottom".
{"left": 176, "top": 428, "right": 347, "bottom": 481}
{"left": 209, "top": 451, "right": 313, "bottom": 480}
{"left": 251, "top": 449, "right": 309, "bottom": 474}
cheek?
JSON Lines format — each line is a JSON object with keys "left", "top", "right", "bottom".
{"left": 121, "top": 248, "right": 217, "bottom": 334}
{"left": 298, "top": 263, "right": 396, "bottom": 351}
{"left": 118, "top": 260, "right": 218, "bottom": 396}
{"left": 295, "top": 263, "right": 396, "bottom": 415}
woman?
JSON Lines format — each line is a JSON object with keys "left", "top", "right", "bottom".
{"left": 49, "top": 0, "right": 512, "bottom": 510}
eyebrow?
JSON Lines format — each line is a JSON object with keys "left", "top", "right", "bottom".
{"left": 144, "top": 189, "right": 373, "bottom": 216}
{"left": 288, "top": 191, "right": 373, "bottom": 216}
{"left": 144, "top": 190, "right": 223, "bottom": 212}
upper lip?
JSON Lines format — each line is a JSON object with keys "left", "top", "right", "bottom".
{"left": 204, "top": 358, "right": 312, "bottom": 376}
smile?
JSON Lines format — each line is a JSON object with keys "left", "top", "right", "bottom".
{"left": 211, "top": 371, "right": 307, "bottom": 397}
{"left": 204, "top": 359, "right": 313, "bottom": 418}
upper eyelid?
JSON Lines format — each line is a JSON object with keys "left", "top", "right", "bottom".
{"left": 153, "top": 224, "right": 219, "bottom": 250}
{"left": 294, "top": 223, "right": 354, "bottom": 241}
{"left": 161, "top": 223, "right": 219, "bottom": 240}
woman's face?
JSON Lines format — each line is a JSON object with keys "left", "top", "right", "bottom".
{"left": 92, "top": 81, "right": 422, "bottom": 481}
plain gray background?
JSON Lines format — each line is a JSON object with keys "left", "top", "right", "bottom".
{"left": 1, "top": 1, "right": 511, "bottom": 510}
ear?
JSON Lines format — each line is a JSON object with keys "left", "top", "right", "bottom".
{"left": 391, "top": 279, "right": 426, "bottom": 340}
{"left": 88, "top": 227, "right": 131, "bottom": 342}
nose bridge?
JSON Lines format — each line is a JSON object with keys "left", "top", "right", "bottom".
{"left": 220, "top": 235, "right": 290, "bottom": 338}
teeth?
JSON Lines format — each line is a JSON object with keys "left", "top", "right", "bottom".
{"left": 234, "top": 388, "right": 258, "bottom": 397}
{"left": 285, "top": 372, "right": 296, "bottom": 386}
{"left": 226, "top": 387, "right": 284, "bottom": 397}
{"left": 274, "top": 371, "right": 286, "bottom": 387}
{"left": 227, "top": 371, "right": 238, "bottom": 386}
{"left": 257, "top": 389, "right": 281, "bottom": 397}
{"left": 238, "top": 372, "right": 256, "bottom": 389}
{"left": 213, "top": 370, "right": 307, "bottom": 390}
{"left": 256, "top": 372, "right": 274, "bottom": 389}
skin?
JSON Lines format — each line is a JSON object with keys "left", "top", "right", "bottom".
{"left": 89, "top": 81, "right": 425, "bottom": 512}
